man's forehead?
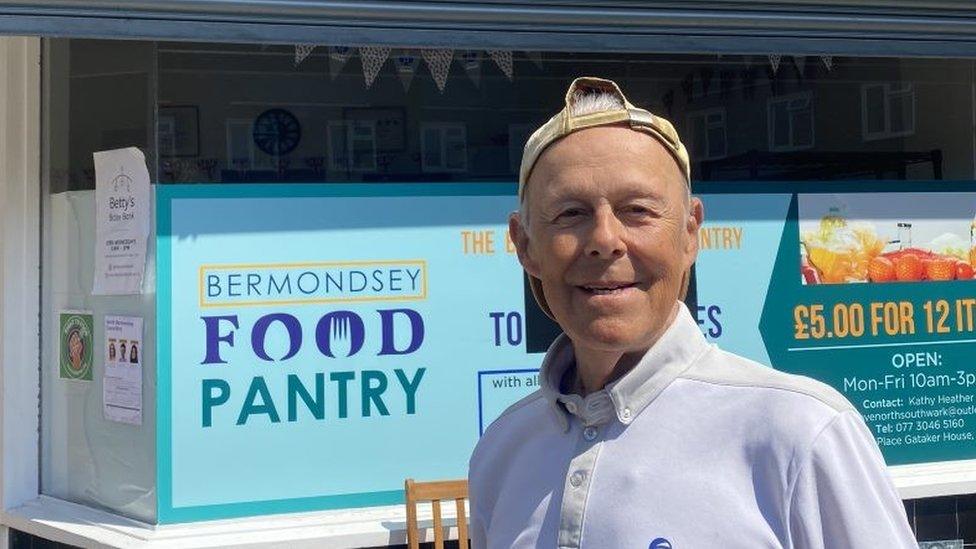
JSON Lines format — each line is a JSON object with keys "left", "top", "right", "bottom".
{"left": 528, "top": 126, "right": 686, "bottom": 197}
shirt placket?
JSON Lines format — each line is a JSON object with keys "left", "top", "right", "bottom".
{"left": 556, "top": 400, "right": 609, "bottom": 549}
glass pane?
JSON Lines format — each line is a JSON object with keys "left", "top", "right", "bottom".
{"left": 865, "top": 85, "right": 886, "bottom": 134}
{"left": 890, "top": 91, "right": 913, "bottom": 134}
{"left": 771, "top": 103, "right": 790, "bottom": 148}
{"left": 707, "top": 125, "right": 726, "bottom": 158}
{"left": 423, "top": 128, "right": 441, "bottom": 168}
{"left": 792, "top": 109, "right": 813, "bottom": 147}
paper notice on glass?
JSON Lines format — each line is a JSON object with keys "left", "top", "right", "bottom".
{"left": 93, "top": 147, "right": 151, "bottom": 295}
{"left": 103, "top": 315, "right": 143, "bottom": 425}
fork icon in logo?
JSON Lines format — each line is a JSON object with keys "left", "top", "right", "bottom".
{"left": 317, "top": 311, "right": 365, "bottom": 357}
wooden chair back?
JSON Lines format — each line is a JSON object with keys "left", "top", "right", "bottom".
{"left": 404, "top": 478, "right": 469, "bottom": 549}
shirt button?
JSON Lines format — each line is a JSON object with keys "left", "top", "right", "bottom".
{"left": 583, "top": 426, "right": 598, "bottom": 441}
{"left": 570, "top": 471, "right": 586, "bottom": 488}
{"left": 621, "top": 408, "right": 632, "bottom": 420}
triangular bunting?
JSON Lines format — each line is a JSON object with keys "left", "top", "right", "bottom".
{"left": 820, "top": 55, "right": 834, "bottom": 72}
{"left": 768, "top": 54, "right": 782, "bottom": 75}
{"left": 328, "top": 46, "right": 353, "bottom": 80}
{"left": 361, "top": 46, "right": 391, "bottom": 89}
{"left": 487, "top": 50, "right": 513, "bottom": 81}
{"left": 422, "top": 49, "right": 454, "bottom": 92}
{"left": 458, "top": 50, "right": 482, "bottom": 88}
{"left": 393, "top": 50, "right": 421, "bottom": 92}
{"left": 294, "top": 44, "right": 315, "bottom": 67}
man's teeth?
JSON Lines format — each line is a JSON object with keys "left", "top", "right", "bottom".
{"left": 584, "top": 284, "right": 632, "bottom": 294}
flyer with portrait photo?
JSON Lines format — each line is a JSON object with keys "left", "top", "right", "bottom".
{"left": 103, "top": 315, "right": 143, "bottom": 425}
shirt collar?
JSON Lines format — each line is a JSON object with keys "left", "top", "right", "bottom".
{"left": 538, "top": 303, "right": 710, "bottom": 432}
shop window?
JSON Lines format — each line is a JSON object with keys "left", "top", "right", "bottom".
{"left": 225, "top": 118, "right": 255, "bottom": 170}
{"left": 862, "top": 82, "right": 916, "bottom": 141}
{"left": 421, "top": 123, "right": 467, "bottom": 173}
{"left": 328, "top": 120, "right": 377, "bottom": 172}
{"left": 686, "top": 108, "right": 727, "bottom": 160}
{"left": 768, "top": 92, "right": 814, "bottom": 151}
{"left": 508, "top": 123, "right": 534, "bottom": 174}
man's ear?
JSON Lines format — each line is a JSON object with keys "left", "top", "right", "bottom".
{"left": 684, "top": 196, "right": 704, "bottom": 268}
{"left": 509, "top": 212, "right": 542, "bottom": 278}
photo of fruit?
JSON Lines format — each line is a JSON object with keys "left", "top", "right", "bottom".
{"left": 799, "top": 193, "right": 976, "bottom": 285}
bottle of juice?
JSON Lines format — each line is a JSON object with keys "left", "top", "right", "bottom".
{"left": 970, "top": 213, "right": 976, "bottom": 267}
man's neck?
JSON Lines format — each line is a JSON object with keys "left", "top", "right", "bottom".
{"left": 570, "top": 302, "right": 680, "bottom": 396}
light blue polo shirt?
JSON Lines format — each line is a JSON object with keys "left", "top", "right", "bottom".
{"left": 468, "top": 304, "right": 916, "bottom": 548}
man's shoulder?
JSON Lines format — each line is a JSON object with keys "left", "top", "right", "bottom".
{"left": 469, "top": 390, "right": 551, "bottom": 468}
{"left": 679, "top": 345, "right": 855, "bottom": 415}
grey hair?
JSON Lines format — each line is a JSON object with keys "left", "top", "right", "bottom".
{"left": 519, "top": 90, "right": 624, "bottom": 229}
{"left": 517, "top": 90, "right": 689, "bottom": 231}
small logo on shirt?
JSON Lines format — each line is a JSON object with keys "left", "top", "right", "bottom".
{"left": 649, "top": 538, "right": 672, "bottom": 549}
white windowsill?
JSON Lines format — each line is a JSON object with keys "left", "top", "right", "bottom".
{"left": 890, "top": 459, "right": 976, "bottom": 500}
{"left": 3, "top": 495, "right": 465, "bottom": 548}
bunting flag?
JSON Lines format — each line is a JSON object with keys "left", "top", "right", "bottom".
{"left": 393, "top": 50, "right": 421, "bottom": 92}
{"left": 422, "top": 49, "right": 454, "bottom": 92}
{"left": 793, "top": 55, "right": 807, "bottom": 77}
{"left": 328, "top": 46, "right": 353, "bottom": 80}
{"left": 294, "top": 44, "right": 315, "bottom": 67}
{"left": 361, "top": 45, "right": 391, "bottom": 88}
{"left": 458, "top": 50, "right": 483, "bottom": 87}
{"left": 525, "top": 50, "right": 544, "bottom": 69}
{"left": 820, "top": 55, "right": 834, "bottom": 72}
{"left": 768, "top": 54, "right": 782, "bottom": 75}
{"left": 487, "top": 49, "right": 514, "bottom": 81}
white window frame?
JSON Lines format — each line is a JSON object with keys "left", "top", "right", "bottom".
{"left": 685, "top": 107, "right": 728, "bottom": 161}
{"left": 767, "top": 91, "right": 815, "bottom": 152}
{"left": 225, "top": 118, "right": 256, "bottom": 170}
{"left": 327, "top": 120, "right": 377, "bottom": 172}
{"left": 420, "top": 122, "right": 468, "bottom": 173}
{"left": 861, "top": 82, "right": 916, "bottom": 141}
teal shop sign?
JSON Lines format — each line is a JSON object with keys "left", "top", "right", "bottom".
{"left": 157, "top": 181, "right": 976, "bottom": 523}
{"left": 156, "top": 183, "right": 542, "bottom": 523}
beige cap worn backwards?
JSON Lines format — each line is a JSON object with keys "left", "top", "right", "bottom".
{"left": 518, "top": 76, "right": 692, "bottom": 320}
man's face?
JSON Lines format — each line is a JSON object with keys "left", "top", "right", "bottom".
{"left": 511, "top": 125, "right": 702, "bottom": 353}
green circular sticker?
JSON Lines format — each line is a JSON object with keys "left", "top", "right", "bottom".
{"left": 60, "top": 313, "right": 93, "bottom": 381}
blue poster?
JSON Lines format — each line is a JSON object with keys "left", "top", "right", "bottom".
{"left": 157, "top": 184, "right": 541, "bottom": 522}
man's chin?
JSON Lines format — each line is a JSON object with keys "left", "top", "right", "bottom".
{"left": 567, "top": 317, "right": 653, "bottom": 351}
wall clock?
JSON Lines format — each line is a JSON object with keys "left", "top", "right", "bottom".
{"left": 252, "top": 108, "right": 301, "bottom": 156}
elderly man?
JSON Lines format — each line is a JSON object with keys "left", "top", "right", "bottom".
{"left": 468, "top": 77, "right": 916, "bottom": 548}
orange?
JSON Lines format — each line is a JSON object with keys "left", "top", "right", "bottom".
{"left": 926, "top": 258, "right": 956, "bottom": 281}
{"left": 956, "top": 261, "right": 974, "bottom": 280}
{"left": 894, "top": 255, "right": 924, "bottom": 282}
{"left": 868, "top": 256, "right": 895, "bottom": 282}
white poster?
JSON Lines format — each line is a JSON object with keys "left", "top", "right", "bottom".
{"left": 93, "top": 147, "right": 151, "bottom": 295}
{"left": 103, "top": 315, "right": 143, "bottom": 425}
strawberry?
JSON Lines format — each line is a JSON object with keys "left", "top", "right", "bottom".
{"left": 956, "top": 261, "right": 974, "bottom": 280}
{"left": 926, "top": 258, "right": 955, "bottom": 281}
{"left": 868, "top": 256, "right": 895, "bottom": 282}
{"left": 894, "top": 254, "right": 924, "bottom": 281}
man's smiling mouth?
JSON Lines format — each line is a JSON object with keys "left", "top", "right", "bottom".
{"left": 578, "top": 282, "right": 639, "bottom": 295}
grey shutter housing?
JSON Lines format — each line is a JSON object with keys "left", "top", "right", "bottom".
{"left": 2, "top": 1, "right": 976, "bottom": 55}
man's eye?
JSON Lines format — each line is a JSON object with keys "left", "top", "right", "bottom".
{"left": 556, "top": 209, "right": 585, "bottom": 220}
{"left": 622, "top": 205, "right": 654, "bottom": 217}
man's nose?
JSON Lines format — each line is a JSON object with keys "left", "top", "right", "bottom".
{"left": 584, "top": 209, "right": 625, "bottom": 258}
